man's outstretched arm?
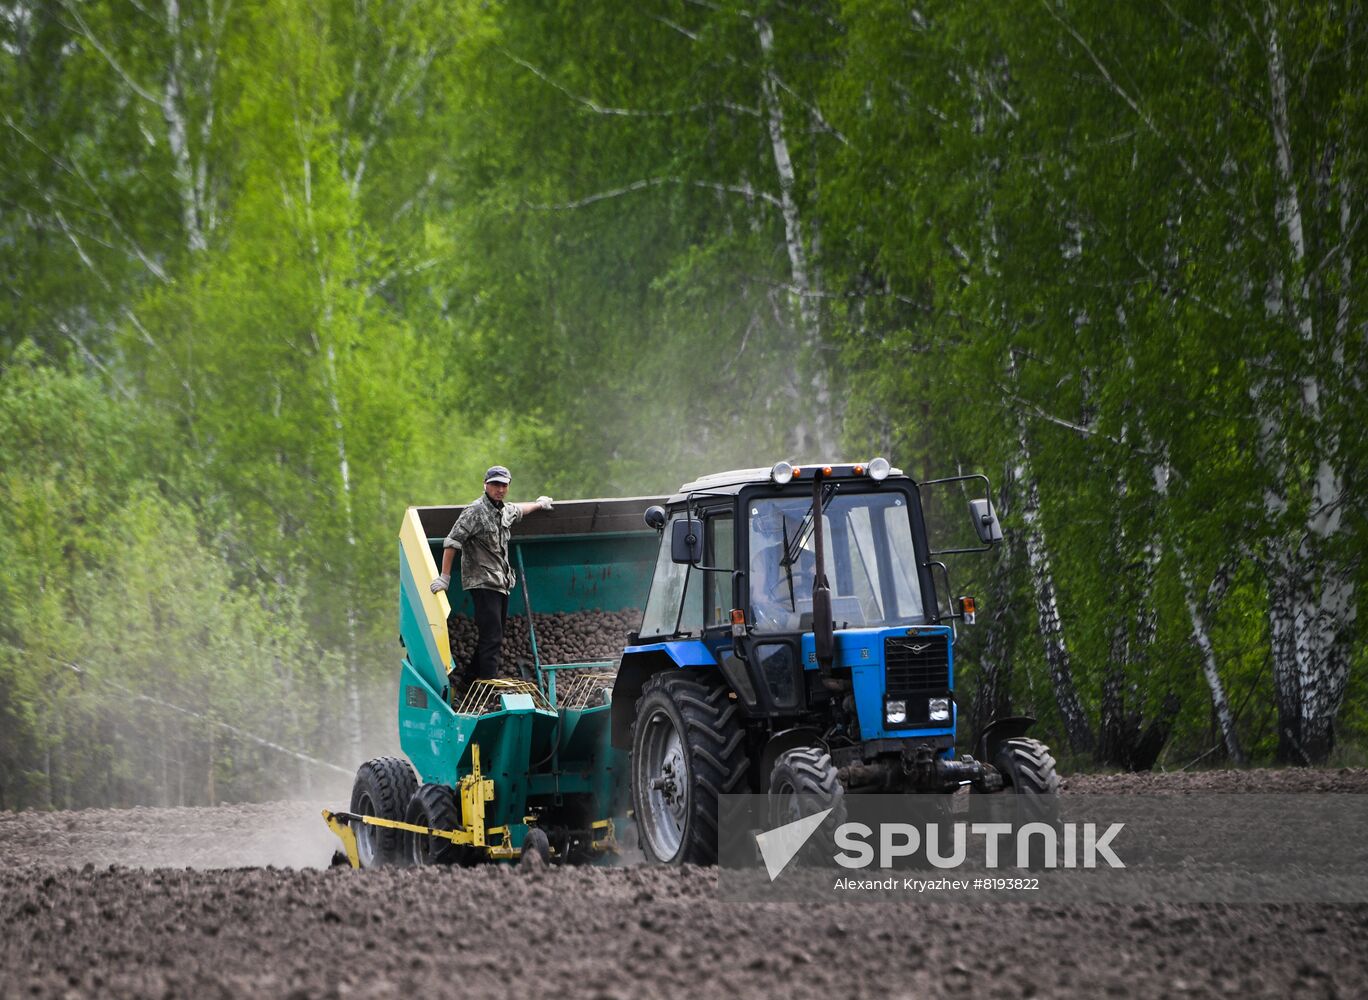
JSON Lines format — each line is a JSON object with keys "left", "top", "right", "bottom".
{"left": 515, "top": 496, "right": 554, "bottom": 516}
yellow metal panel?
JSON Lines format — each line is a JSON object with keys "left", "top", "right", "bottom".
{"left": 590, "top": 818, "right": 618, "bottom": 854}
{"left": 459, "top": 743, "right": 490, "bottom": 848}
{"left": 322, "top": 809, "right": 362, "bottom": 869}
{"left": 400, "top": 507, "right": 454, "bottom": 673}
{"left": 460, "top": 781, "right": 486, "bottom": 847}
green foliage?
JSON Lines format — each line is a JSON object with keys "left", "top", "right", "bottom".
{"left": 0, "top": 351, "right": 339, "bottom": 806}
{"left": 1, "top": 0, "right": 1364, "bottom": 805}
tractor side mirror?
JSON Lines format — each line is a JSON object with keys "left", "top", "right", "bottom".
{"left": 969, "top": 498, "right": 1003, "bottom": 544}
{"left": 644, "top": 505, "right": 667, "bottom": 530}
{"left": 671, "top": 519, "right": 704, "bottom": 564}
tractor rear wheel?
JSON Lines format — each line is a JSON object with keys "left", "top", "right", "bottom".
{"left": 630, "top": 669, "right": 746, "bottom": 865}
{"left": 349, "top": 756, "right": 417, "bottom": 869}
{"left": 404, "top": 783, "right": 469, "bottom": 866}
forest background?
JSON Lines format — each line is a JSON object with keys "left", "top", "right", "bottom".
{"left": 2, "top": 0, "right": 1365, "bottom": 809}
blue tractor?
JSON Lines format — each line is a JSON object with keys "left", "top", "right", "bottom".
{"left": 611, "top": 458, "right": 1059, "bottom": 865}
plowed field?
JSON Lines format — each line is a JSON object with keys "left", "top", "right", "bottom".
{"left": 3, "top": 770, "right": 1366, "bottom": 999}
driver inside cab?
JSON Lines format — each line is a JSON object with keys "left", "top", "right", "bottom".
{"left": 749, "top": 505, "right": 817, "bottom": 631}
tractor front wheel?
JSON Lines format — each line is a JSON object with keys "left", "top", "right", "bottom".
{"left": 995, "top": 737, "right": 1060, "bottom": 795}
{"left": 630, "top": 669, "right": 746, "bottom": 865}
{"left": 768, "top": 747, "right": 846, "bottom": 827}
{"left": 995, "top": 737, "right": 1061, "bottom": 852}
{"left": 767, "top": 746, "right": 846, "bottom": 866}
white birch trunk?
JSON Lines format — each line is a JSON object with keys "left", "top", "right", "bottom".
{"left": 163, "top": 0, "right": 206, "bottom": 253}
{"left": 1149, "top": 459, "right": 1244, "bottom": 763}
{"left": 1015, "top": 428, "right": 1093, "bottom": 754}
{"left": 755, "top": 16, "right": 834, "bottom": 458}
{"left": 299, "top": 138, "right": 364, "bottom": 761}
{"left": 1260, "top": 4, "right": 1354, "bottom": 761}
{"left": 1181, "top": 559, "right": 1247, "bottom": 765}
{"left": 1347, "top": 6, "right": 1359, "bottom": 375}
{"left": 324, "top": 340, "right": 364, "bottom": 763}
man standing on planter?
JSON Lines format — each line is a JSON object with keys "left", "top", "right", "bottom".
{"left": 430, "top": 465, "right": 553, "bottom": 685}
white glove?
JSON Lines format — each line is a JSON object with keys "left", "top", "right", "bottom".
{"left": 430, "top": 573, "right": 450, "bottom": 593}
{"left": 536, "top": 495, "right": 554, "bottom": 510}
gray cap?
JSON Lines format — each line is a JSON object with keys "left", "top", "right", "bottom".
{"left": 484, "top": 465, "right": 512, "bottom": 484}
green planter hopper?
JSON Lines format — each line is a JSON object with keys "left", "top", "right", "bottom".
{"left": 327, "top": 496, "right": 664, "bottom": 868}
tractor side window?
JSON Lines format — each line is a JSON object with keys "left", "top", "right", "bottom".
{"left": 639, "top": 515, "right": 705, "bottom": 639}
{"left": 706, "top": 513, "right": 734, "bottom": 627}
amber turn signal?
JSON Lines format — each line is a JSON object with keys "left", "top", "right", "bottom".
{"left": 959, "top": 596, "right": 978, "bottom": 625}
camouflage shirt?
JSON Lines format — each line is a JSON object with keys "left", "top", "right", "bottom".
{"left": 443, "top": 493, "right": 523, "bottom": 594}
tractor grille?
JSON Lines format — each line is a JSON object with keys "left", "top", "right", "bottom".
{"left": 884, "top": 634, "right": 950, "bottom": 694}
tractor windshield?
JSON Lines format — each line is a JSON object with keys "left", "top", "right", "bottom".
{"left": 748, "top": 490, "right": 924, "bottom": 631}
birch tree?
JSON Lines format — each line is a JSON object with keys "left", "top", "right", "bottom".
{"left": 822, "top": 0, "right": 1365, "bottom": 763}
{"left": 440, "top": 1, "right": 850, "bottom": 484}
{"left": 1, "top": 0, "right": 227, "bottom": 362}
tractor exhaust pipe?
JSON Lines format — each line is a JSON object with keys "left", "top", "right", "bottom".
{"left": 811, "top": 469, "right": 843, "bottom": 692}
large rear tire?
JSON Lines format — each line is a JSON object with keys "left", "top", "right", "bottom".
{"left": 349, "top": 756, "right": 418, "bottom": 869}
{"left": 404, "top": 783, "right": 468, "bottom": 866}
{"left": 630, "top": 669, "right": 747, "bottom": 865}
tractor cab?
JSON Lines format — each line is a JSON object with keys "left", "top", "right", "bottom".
{"left": 626, "top": 460, "right": 980, "bottom": 725}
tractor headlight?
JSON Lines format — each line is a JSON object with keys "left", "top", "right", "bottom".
{"left": 771, "top": 461, "right": 795, "bottom": 485}
{"left": 928, "top": 697, "right": 951, "bottom": 722}
{"left": 868, "top": 457, "right": 891, "bottom": 481}
{"left": 885, "top": 699, "right": 907, "bottom": 725}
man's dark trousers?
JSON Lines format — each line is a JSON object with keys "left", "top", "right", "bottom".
{"left": 469, "top": 588, "right": 509, "bottom": 681}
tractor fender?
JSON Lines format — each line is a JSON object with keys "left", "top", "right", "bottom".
{"left": 978, "top": 715, "right": 1036, "bottom": 765}
{"left": 759, "top": 727, "right": 827, "bottom": 785}
{"left": 610, "top": 642, "right": 719, "bottom": 750}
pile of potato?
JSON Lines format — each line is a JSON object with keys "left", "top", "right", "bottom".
{"left": 446, "top": 608, "right": 641, "bottom": 682}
